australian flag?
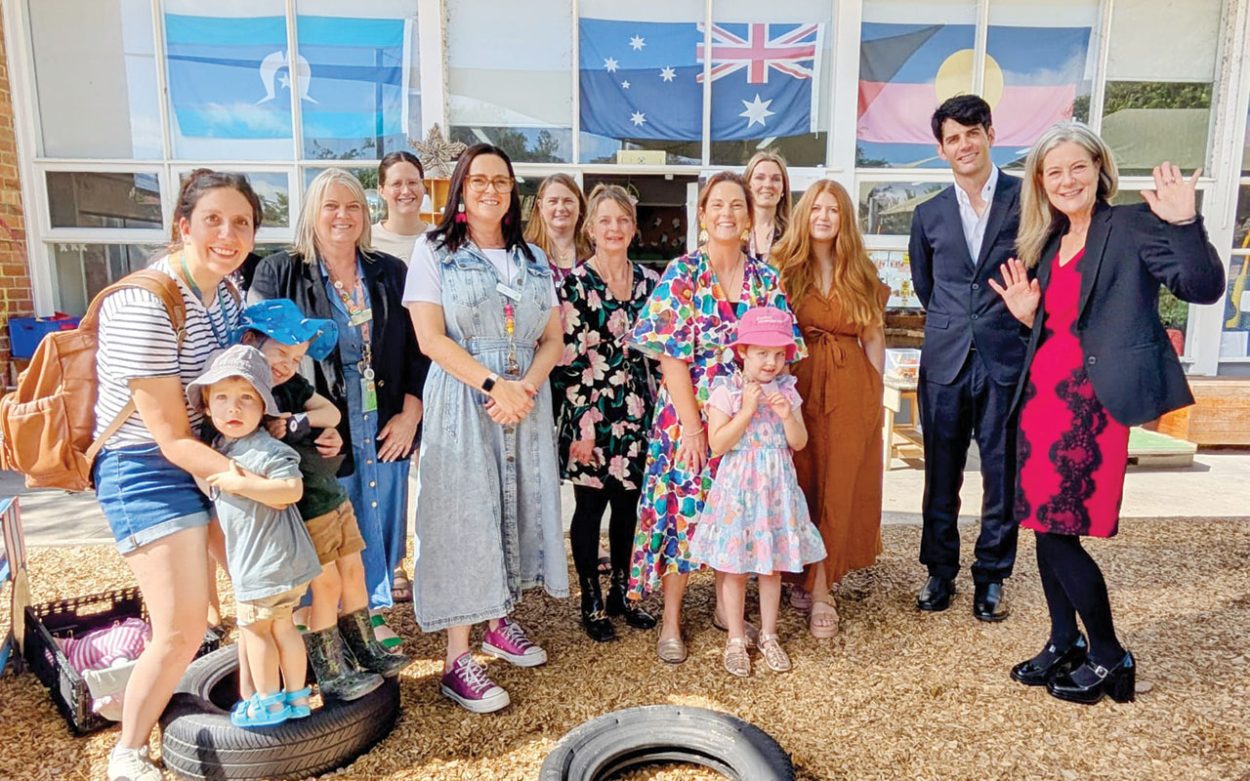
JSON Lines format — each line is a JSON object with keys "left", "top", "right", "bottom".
{"left": 579, "top": 18, "right": 823, "bottom": 142}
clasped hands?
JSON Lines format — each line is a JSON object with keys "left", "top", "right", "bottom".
{"left": 484, "top": 378, "right": 540, "bottom": 426}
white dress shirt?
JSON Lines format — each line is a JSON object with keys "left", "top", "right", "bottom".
{"left": 954, "top": 166, "right": 999, "bottom": 264}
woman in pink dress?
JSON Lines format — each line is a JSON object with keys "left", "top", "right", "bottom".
{"left": 991, "top": 122, "right": 1223, "bottom": 705}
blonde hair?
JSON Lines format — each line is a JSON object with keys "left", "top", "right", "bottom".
{"left": 773, "top": 180, "right": 884, "bottom": 330}
{"left": 1017, "top": 121, "right": 1119, "bottom": 268}
{"left": 582, "top": 184, "right": 637, "bottom": 248}
{"left": 744, "top": 151, "right": 792, "bottom": 240}
{"left": 524, "top": 174, "right": 591, "bottom": 261}
{"left": 294, "top": 169, "right": 373, "bottom": 262}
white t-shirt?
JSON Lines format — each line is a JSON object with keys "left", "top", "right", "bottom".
{"left": 370, "top": 221, "right": 428, "bottom": 265}
{"left": 402, "top": 235, "right": 557, "bottom": 307}
{"left": 94, "top": 257, "right": 241, "bottom": 448}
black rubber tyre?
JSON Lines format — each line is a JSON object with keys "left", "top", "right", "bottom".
{"left": 539, "top": 705, "right": 795, "bottom": 781}
{"left": 158, "top": 647, "right": 400, "bottom": 780}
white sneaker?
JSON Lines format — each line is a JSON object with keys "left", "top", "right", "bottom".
{"left": 108, "top": 746, "right": 162, "bottom": 781}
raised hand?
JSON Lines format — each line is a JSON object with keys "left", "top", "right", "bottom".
{"left": 767, "top": 392, "right": 793, "bottom": 420}
{"left": 987, "top": 258, "right": 1041, "bottom": 327}
{"left": 741, "top": 381, "right": 763, "bottom": 413}
{"left": 1141, "top": 162, "right": 1200, "bottom": 225}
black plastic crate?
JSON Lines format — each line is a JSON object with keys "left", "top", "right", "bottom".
{"left": 23, "top": 586, "right": 220, "bottom": 735}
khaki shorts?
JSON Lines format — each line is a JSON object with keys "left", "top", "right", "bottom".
{"left": 305, "top": 501, "right": 366, "bottom": 565}
{"left": 236, "top": 586, "right": 306, "bottom": 627}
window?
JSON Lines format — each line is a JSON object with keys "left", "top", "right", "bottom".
{"left": 296, "top": 0, "right": 421, "bottom": 161}
{"left": 1225, "top": 185, "right": 1250, "bottom": 358}
{"left": 707, "top": 0, "right": 834, "bottom": 166}
{"left": 1098, "top": 0, "right": 1221, "bottom": 176}
{"left": 51, "top": 243, "right": 164, "bottom": 315}
{"left": 30, "top": 0, "right": 163, "bottom": 159}
{"left": 175, "top": 170, "right": 291, "bottom": 230}
{"left": 578, "top": 1, "right": 705, "bottom": 165}
{"left": 858, "top": 180, "right": 947, "bottom": 236}
{"left": 448, "top": 0, "right": 573, "bottom": 163}
{"left": 46, "top": 172, "right": 162, "bottom": 230}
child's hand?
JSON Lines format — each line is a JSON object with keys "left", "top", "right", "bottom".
{"left": 207, "top": 460, "right": 249, "bottom": 495}
{"left": 314, "top": 426, "right": 343, "bottom": 457}
{"left": 266, "top": 413, "right": 291, "bottom": 440}
{"left": 767, "top": 392, "right": 793, "bottom": 420}
{"left": 742, "top": 381, "right": 763, "bottom": 412}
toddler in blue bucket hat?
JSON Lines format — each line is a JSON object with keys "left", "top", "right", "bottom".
{"left": 237, "top": 299, "right": 411, "bottom": 700}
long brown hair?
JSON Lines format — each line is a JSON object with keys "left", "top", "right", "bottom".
{"left": 744, "top": 151, "right": 791, "bottom": 241}
{"left": 774, "top": 180, "right": 883, "bottom": 329}
{"left": 524, "top": 173, "right": 591, "bottom": 261}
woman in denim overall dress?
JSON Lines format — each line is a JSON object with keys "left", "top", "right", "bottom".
{"left": 404, "top": 144, "right": 569, "bottom": 713}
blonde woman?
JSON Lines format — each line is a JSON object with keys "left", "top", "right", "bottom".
{"left": 744, "top": 152, "right": 792, "bottom": 263}
{"left": 773, "top": 180, "right": 888, "bottom": 638}
{"left": 250, "top": 169, "right": 427, "bottom": 649}
{"left": 525, "top": 173, "right": 591, "bottom": 282}
{"left": 991, "top": 122, "right": 1223, "bottom": 704}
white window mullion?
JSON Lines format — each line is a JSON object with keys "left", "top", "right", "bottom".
{"left": 700, "top": 0, "right": 713, "bottom": 166}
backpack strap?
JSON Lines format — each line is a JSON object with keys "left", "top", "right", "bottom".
{"left": 82, "top": 268, "right": 190, "bottom": 462}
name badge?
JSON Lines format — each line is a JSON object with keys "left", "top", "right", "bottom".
{"left": 496, "top": 282, "right": 522, "bottom": 302}
{"left": 349, "top": 307, "right": 373, "bottom": 327}
{"left": 362, "top": 378, "right": 378, "bottom": 413}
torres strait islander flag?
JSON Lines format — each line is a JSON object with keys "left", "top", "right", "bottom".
{"left": 858, "top": 22, "right": 1091, "bottom": 165}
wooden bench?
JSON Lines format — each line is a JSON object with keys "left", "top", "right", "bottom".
{"left": 1156, "top": 378, "right": 1250, "bottom": 446}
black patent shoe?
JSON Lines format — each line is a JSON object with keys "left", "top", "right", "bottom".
{"left": 580, "top": 576, "right": 616, "bottom": 643}
{"left": 973, "top": 582, "right": 1010, "bottom": 622}
{"left": 1011, "top": 634, "right": 1088, "bottom": 686}
{"left": 1047, "top": 651, "right": 1136, "bottom": 705}
{"left": 607, "top": 570, "right": 659, "bottom": 629}
{"left": 917, "top": 576, "right": 955, "bottom": 612}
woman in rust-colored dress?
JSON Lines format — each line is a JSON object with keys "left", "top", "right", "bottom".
{"left": 774, "top": 180, "right": 887, "bottom": 639}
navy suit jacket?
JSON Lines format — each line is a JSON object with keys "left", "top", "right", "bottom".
{"left": 1009, "top": 202, "right": 1225, "bottom": 427}
{"left": 908, "top": 171, "right": 1027, "bottom": 386}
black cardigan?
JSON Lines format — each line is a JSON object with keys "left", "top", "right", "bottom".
{"left": 249, "top": 249, "right": 429, "bottom": 472}
{"left": 1010, "top": 202, "right": 1225, "bottom": 427}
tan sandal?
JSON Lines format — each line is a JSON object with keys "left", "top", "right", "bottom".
{"left": 758, "top": 633, "right": 792, "bottom": 672}
{"left": 723, "top": 637, "right": 751, "bottom": 677}
{"left": 656, "top": 635, "right": 688, "bottom": 665}
{"left": 712, "top": 611, "right": 759, "bottom": 649}
{"left": 788, "top": 586, "right": 813, "bottom": 613}
{"left": 809, "top": 593, "right": 839, "bottom": 639}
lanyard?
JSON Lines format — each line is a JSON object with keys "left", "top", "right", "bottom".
{"left": 179, "top": 251, "right": 230, "bottom": 348}
{"left": 495, "top": 249, "right": 523, "bottom": 377}
{"left": 325, "top": 261, "right": 374, "bottom": 380}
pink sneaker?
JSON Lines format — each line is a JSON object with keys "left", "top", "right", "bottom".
{"left": 440, "top": 653, "right": 510, "bottom": 713}
{"left": 481, "top": 617, "right": 548, "bottom": 667}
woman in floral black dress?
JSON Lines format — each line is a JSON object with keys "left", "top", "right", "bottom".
{"left": 552, "top": 185, "right": 659, "bottom": 642}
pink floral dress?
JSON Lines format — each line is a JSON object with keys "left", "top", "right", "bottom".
{"left": 689, "top": 375, "right": 825, "bottom": 575}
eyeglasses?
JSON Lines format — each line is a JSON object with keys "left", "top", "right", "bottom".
{"left": 466, "top": 175, "right": 515, "bottom": 193}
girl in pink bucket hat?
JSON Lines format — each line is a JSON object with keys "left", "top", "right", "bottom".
{"left": 689, "top": 306, "right": 826, "bottom": 678}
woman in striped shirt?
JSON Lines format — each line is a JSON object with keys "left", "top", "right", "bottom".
{"left": 94, "top": 170, "right": 262, "bottom": 781}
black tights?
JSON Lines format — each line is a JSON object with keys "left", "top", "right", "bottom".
{"left": 570, "top": 484, "right": 641, "bottom": 581}
{"left": 1034, "top": 532, "right": 1125, "bottom": 666}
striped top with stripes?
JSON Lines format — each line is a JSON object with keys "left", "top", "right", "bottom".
{"left": 93, "top": 257, "right": 241, "bottom": 448}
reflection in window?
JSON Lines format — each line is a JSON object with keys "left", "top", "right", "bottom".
{"left": 858, "top": 181, "right": 946, "bottom": 235}
{"left": 302, "top": 167, "right": 383, "bottom": 223}
{"left": 448, "top": 0, "right": 572, "bottom": 163}
{"left": 47, "top": 172, "right": 162, "bottom": 230}
{"left": 1099, "top": 82, "right": 1212, "bottom": 176}
{"left": 164, "top": 1, "right": 294, "bottom": 161}
{"left": 177, "top": 171, "right": 290, "bottom": 229}
{"left": 296, "top": 1, "right": 420, "bottom": 161}
{"left": 707, "top": 0, "right": 833, "bottom": 166}
{"left": 578, "top": 2, "right": 705, "bottom": 165}
{"left": 1223, "top": 256, "right": 1250, "bottom": 358}
{"left": 872, "top": 249, "right": 922, "bottom": 309}
{"left": 52, "top": 243, "right": 164, "bottom": 315}
{"left": 30, "top": 0, "right": 163, "bottom": 159}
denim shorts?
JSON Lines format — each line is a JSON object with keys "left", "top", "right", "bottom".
{"left": 93, "top": 443, "right": 213, "bottom": 554}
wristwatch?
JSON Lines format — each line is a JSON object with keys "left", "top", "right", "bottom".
{"left": 481, "top": 373, "right": 501, "bottom": 393}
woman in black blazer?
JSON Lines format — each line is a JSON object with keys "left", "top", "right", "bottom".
{"left": 250, "top": 170, "right": 429, "bottom": 646}
{"left": 990, "top": 121, "right": 1224, "bottom": 705}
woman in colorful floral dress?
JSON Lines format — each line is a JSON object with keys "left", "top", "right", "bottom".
{"left": 552, "top": 185, "right": 660, "bottom": 643}
{"left": 625, "top": 171, "right": 802, "bottom": 664}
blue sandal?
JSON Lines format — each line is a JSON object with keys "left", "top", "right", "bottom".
{"left": 230, "top": 692, "right": 290, "bottom": 728}
{"left": 285, "top": 686, "right": 313, "bottom": 719}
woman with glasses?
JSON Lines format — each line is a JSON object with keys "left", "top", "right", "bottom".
{"left": 250, "top": 169, "right": 427, "bottom": 652}
{"left": 372, "top": 151, "right": 429, "bottom": 265}
{"left": 403, "top": 143, "right": 568, "bottom": 713}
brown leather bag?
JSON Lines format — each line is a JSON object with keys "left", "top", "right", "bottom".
{"left": 0, "top": 269, "right": 186, "bottom": 491}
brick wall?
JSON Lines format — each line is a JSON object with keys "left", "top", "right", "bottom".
{"left": 0, "top": 13, "right": 33, "bottom": 386}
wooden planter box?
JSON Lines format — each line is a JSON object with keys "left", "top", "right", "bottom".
{"left": 1156, "top": 378, "right": 1250, "bottom": 446}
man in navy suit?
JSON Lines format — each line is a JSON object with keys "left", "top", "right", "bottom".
{"left": 908, "top": 95, "right": 1025, "bottom": 621}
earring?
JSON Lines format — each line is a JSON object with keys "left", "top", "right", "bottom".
{"left": 740, "top": 227, "right": 751, "bottom": 244}
{"left": 697, "top": 224, "right": 708, "bottom": 246}
{"left": 503, "top": 213, "right": 512, "bottom": 227}
{"left": 455, "top": 202, "right": 467, "bottom": 224}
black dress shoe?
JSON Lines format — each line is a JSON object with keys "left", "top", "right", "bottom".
{"left": 1048, "top": 651, "right": 1136, "bottom": 705}
{"left": 917, "top": 576, "right": 955, "bottom": 612}
{"left": 1011, "top": 634, "right": 1088, "bottom": 686}
{"left": 972, "top": 582, "right": 1010, "bottom": 622}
